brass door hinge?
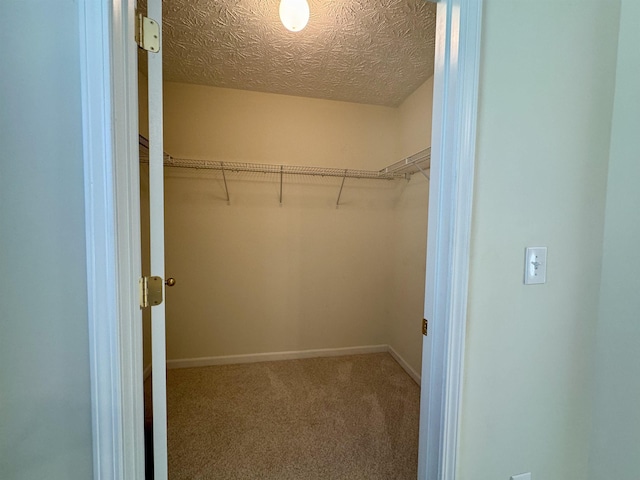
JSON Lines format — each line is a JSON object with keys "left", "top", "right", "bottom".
{"left": 422, "top": 318, "right": 428, "bottom": 336}
{"left": 140, "top": 276, "right": 163, "bottom": 308}
{"left": 135, "top": 14, "right": 160, "bottom": 52}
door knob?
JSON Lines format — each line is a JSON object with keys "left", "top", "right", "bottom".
{"left": 165, "top": 277, "right": 176, "bottom": 287}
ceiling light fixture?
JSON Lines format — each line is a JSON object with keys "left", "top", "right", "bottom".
{"left": 279, "top": 0, "right": 310, "bottom": 32}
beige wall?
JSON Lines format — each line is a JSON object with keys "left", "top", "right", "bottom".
{"left": 163, "top": 173, "right": 397, "bottom": 359}
{"left": 144, "top": 81, "right": 433, "bottom": 364}
{"left": 388, "top": 79, "right": 434, "bottom": 375}
{"left": 139, "top": 72, "right": 152, "bottom": 371}
{"left": 589, "top": 1, "right": 640, "bottom": 478}
{"left": 163, "top": 82, "right": 400, "bottom": 170}
{"left": 398, "top": 77, "right": 434, "bottom": 158}
{"left": 138, "top": 71, "right": 149, "bottom": 138}
{"left": 458, "top": 2, "right": 620, "bottom": 479}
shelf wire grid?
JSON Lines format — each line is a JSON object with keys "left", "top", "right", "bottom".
{"left": 139, "top": 136, "right": 430, "bottom": 181}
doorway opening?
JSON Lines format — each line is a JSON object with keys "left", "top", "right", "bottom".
{"left": 85, "top": 0, "right": 482, "bottom": 477}
{"left": 139, "top": 1, "right": 437, "bottom": 478}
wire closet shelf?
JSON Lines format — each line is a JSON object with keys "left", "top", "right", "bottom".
{"left": 139, "top": 135, "right": 429, "bottom": 207}
{"left": 139, "top": 135, "right": 430, "bottom": 181}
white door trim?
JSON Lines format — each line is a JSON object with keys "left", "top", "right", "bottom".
{"left": 419, "top": 0, "right": 482, "bottom": 479}
{"left": 82, "top": 0, "right": 482, "bottom": 478}
{"left": 79, "top": 1, "right": 122, "bottom": 478}
{"left": 80, "top": 0, "right": 144, "bottom": 478}
{"left": 146, "top": 0, "right": 170, "bottom": 476}
{"left": 111, "top": 0, "right": 147, "bottom": 477}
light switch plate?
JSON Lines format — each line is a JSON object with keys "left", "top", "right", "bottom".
{"left": 511, "top": 473, "right": 531, "bottom": 480}
{"left": 524, "top": 247, "right": 547, "bottom": 285}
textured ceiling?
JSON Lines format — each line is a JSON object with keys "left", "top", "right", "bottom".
{"left": 141, "top": 0, "right": 436, "bottom": 107}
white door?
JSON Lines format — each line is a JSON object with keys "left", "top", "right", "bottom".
{"left": 145, "top": 0, "right": 168, "bottom": 478}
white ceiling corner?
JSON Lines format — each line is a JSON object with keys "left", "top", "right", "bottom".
{"left": 142, "top": 0, "right": 436, "bottom": 107}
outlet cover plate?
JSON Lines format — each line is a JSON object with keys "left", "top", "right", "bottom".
{"left": 511, "top": 473, "right": 531, "bottom": 480}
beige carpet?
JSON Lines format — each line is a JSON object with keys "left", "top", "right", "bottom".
{"left": 162, "top": 352, "right": 420, "bottom": 479}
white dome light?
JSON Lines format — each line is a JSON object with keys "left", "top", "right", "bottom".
{"left": 279, "top": 0, "right": 310, "bottom": 32}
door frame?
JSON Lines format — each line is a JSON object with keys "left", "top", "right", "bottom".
{"left": 80, "top": 0, "right": 144, "bottom": 478}
{"left": 419, "top": 1, "right": 482, "bottom": 478}
{"left": 79, "top": 0, "right": 482, "bottom": 478}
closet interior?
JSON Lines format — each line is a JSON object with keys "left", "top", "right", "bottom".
{"left": 139, "top": 79, "right": 434, "bottom": 380}
{"left": 139, "top": 1, "right": 436, "bottom": 478}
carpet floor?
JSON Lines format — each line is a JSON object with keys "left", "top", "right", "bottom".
{"left": 160, "top": 352, "right": 420, "bottom": 479}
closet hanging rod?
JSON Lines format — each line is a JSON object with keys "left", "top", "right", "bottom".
{"left": 139, "top": 135, "right": 430, "bottom": 181}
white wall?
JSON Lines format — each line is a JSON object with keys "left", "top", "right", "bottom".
{"left": 458, "top": 2, "right": 620, "bottom": 479}
{"left": 0, "top": 1, "right": 93, "bottom": 478}
{"left": 589, "top": 1, "right": 640, "bottom": 478}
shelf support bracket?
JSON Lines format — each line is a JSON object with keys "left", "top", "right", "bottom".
{"left": 220, "top": 162, "right": 230, "bottom": 205}
{"left": 279, "top": 165, "right": 284, "bottom": 206}
{"left": 415, "top": 161, "right": 430, "bottom": 180}
{"left": 336, "top": 169, "right": 348, "bottom": 208}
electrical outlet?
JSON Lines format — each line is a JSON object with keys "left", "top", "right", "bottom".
{"left": 510, "top": 473, "right": 531, "bottom": 480}
{"left": 524, "top": 247, "right": 547, "bottom": 285}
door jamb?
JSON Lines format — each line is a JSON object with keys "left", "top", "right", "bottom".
{"left": 81, "top": 0, "right": 483, "bottom": 478}
{"left": 419, "top": 1, "right": 483, "bottom": 479}
{"left": 80, "top": 0, "right": 144, "bottom": 478}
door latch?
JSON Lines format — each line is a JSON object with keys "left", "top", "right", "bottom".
{"left": 422, "top": 318, "right": 428, "bottom": 336}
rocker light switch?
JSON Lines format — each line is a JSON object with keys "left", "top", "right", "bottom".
{"left": 524, "top": 247, "right": 547, "bottom": 285}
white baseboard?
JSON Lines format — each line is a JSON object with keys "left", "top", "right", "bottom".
{"left": 165, "top": 344, "right": 421, "bottom": 385}
{"left": 143, "top": 363, "right": 152, "bottom": 381}
{"left": 166, "top": 344, "right": 389, "bottom": 370}
{"left": 388, "top": 345, "right": 421, "bottom": 385}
